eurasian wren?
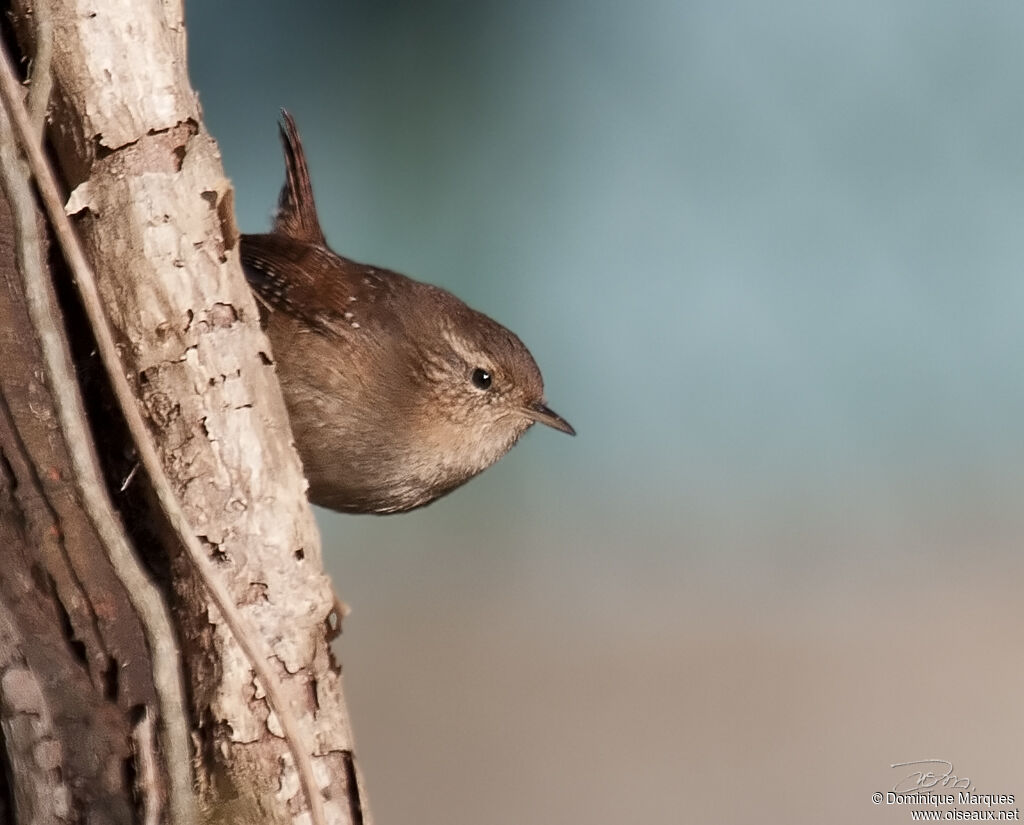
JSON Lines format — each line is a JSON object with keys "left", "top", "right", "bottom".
{"left": 240, "top": 112, "right": 573, "bottom": 514}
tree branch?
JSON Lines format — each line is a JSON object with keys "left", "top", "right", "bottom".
{"left": 0, "top": 46, "right": 197, "bottom": 825}
{"left": 1, "top": 1, "right": 369, "bottom": 822}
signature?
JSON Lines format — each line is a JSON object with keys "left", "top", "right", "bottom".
{"left": 891, "top": 760, "right": 972, "bottom": 793}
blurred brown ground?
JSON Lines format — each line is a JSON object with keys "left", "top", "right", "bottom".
{"left": 331, "top": 550, "right": 1024, "bottom": 825}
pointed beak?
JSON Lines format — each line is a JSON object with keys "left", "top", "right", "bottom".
{"left": 524, "top": 401, "right": 576, "bottom": 436}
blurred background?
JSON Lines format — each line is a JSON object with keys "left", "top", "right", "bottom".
{"left": 187, "top": 2, "right": 1024, "bottom": 823}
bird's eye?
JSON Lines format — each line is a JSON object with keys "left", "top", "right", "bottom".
{"left": 471, "top": 368, "right": 492, "bottom": 390}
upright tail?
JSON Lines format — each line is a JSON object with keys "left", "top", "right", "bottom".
{"left": 273, "top": 110, "right": 326, "bottom": 246}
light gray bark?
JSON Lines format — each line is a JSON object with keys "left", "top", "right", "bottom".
{"left": 0, "top": 1, "right": 369, "bottom": 822}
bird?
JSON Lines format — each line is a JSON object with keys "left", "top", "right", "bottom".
{"left": 240, "top": 111, "right": 574, "bottom": 514}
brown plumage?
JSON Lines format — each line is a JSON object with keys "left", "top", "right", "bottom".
{"left": 241, "top": 112, "right": 573, "bottom": 514}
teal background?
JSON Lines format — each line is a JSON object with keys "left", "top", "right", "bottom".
{"left": 188, "top": 3, "right": 1024, "bottom": 823}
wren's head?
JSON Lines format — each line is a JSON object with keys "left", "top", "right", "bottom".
{"left": 240, "top": 111, "right": 574, "bottom": 514}
{"left": 403, "top": 286, "right": 574, "bottom": 482}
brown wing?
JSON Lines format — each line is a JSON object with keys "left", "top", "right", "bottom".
{"left": 240, "top": 232, "right": 396, "bottom": 337}
{"left": 273, "top": 110, "right": 326, "bottom": 246}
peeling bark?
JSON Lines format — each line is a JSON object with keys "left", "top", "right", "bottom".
{"left": 0, "top": 1, "right": 368, "bottom": 823}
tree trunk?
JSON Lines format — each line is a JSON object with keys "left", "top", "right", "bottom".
{"left": 0, "top": 2, "right": 367, "bottom": 823}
